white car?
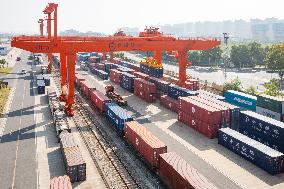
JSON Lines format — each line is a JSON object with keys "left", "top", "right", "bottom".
{"left": 21, "top": 69, "right": 26, "bottom": 74}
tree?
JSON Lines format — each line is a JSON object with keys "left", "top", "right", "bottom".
{"left": 230, "top": 45, "right": 251, "bottom": 68}
{"left": 248, "top": 42, "right": 265, "bottom": 66}
{"left": 199, "top": 47, "right": 223, "bottom": 66}
{"left": 264, "top": 44, "right": 284, "bottom": 80}
{"left": 188, "top": 51, "right": 200, "bottom": 65}
{"left": 244, "top": 86, "right": 257, "bottom": 95}
{"left": 0, "top": 59, "right": 6, "bottom": 68}
{"left": 263, "top": 78, "right": 281, "bottom": 96}
{"left": 223, "top": 77, "right": 242, "bottom": 92}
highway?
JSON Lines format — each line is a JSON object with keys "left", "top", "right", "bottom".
{"left": 0, "top": 51, "right": 37, "bottom": 189}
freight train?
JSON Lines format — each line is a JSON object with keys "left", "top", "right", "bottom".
{"left": 74, "top": 72, "right": 218, "bottom": 189}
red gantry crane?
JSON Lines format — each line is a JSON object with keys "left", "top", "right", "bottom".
{"left": 11, "top": 3, "right": 220, "bottom": 116}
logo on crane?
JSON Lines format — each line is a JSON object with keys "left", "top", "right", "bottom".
{"left": 108, "top": 41, "right": 135, "bottom": 51}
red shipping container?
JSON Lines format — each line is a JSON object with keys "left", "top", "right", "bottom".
{"left": 188, "top": 96, "right": 230, "bottom": 127}
{"left": 75, "top": 74, "right": 85, "bottom": 85}
{"left": 134, "top": 78, "right": 156, "bottom": 94}
{"left": 88, "top": 56, "right": 99, "bottom": 63}
{"left": 184, "top": 81, "right": 194, "bottom": 90}
{"left": 94, "top": 63, "right": 105, "bottom": 71}
{"left": 178, "top": 97, "right": 222, "bottom": 126}
{"left": 133, "top": 71, "right": 149, "bottom": 80}
{"left": 50, "top": 175, "right": 72, "bottom": 189}
{"left": 90, "top": 90, "right": 111, "bottom": 113}
{"left": 110, "top": 69, "right": 122, "bottom": 85}
{"left": 159, "top": 152, "right": 218, "bottom": 189}
{"left": 125, "top": 121, "right": 167, "bottom": 168}
{"left": 79, "top": 80, "right": 96, "bottom": 98}
{"left": 160, "top": 95, "right": 179, "bottom": 113}
{"left": 187, "top": 78, "right": 200, "bottom": 90}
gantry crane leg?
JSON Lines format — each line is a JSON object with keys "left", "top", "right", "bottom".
{"left": 154, "top": 51, "right": 162, "bottom": 66}
{"left": 65, "top": 53, "right": 76, "bottom": 116}
{"left": 177, "top": 49, "right": 188, "bottom": 87}
{"left": 59, "top": 53, "right": 67, "bottom": 101}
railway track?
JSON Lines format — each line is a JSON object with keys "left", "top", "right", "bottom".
{"left": 51, "top": 61, "right": 141, "bottom": 189}
{"left": 73, "top": 94, "right": 140, "bottom": 189}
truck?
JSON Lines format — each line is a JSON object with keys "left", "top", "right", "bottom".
{"left": 105, "top": 85, "right": 127, "bottom": 106}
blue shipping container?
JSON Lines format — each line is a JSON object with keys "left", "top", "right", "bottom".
{"left": 105, "top": 103, "right": 133, "bottom": 134}
{"left": 219, "top": 128, "right": 284, "bottom": 175}
{"left": 167, "top": 84, "right": 198, "bottom": 99}
{"left": 96, "top": 70, "right": 108, "bottom": 80}
{"left": 224, "top": 90, "right": 257, "bottom": 111}
{"left": 90, "top": 52, "right": 98, "bottom": 56}
{"left": 239, "top": 111, "right": 284, "bottom": 152}
{"left": 119, "top": 73, "right": 136, "bottom": 93}
{"left": 37, "top": 80, "right": 45, "bottom": 94}
{"left": 148, "top": 77, "right": 170, "bottom": 93}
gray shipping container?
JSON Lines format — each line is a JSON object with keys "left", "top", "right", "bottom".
{"left": 256, "top": 106, "right": 281, "bottom": 121}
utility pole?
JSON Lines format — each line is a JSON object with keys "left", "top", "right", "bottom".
{"left": 223, "top": 33, "right": 229, "bottom": 79}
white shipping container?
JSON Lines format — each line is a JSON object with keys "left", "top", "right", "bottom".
{"left": 256, "top": 106, "right": 281, "bottom": 121}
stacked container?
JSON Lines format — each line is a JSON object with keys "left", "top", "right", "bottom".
{"left": 117, "top": 67, "right": 135, "bottom": 74}
{"left": 187, "top": 78, "right": 200, "bottom": 90}
{"left": 110, "top": 69, "right": 122, "bottom": 85}
{"left": 105, "top": 103, "right": 133, "bottom": 135}
{"left": 133, "top": 71, "right": 149, "bottom": 80}
{"left": 219, "top": 128, "right": 284, "bottom": 175}
{"left": 93, "top": 63, "right": 105, "bottom": 71}
{"left": 159, "top": 152, "right": 218, "bottom": 189}
{"left": 239, "top": 111, "right": 284, "bottom": 153}
{"left": 178, "top": 97, "right": 223, "bottom": 138}
{"left": 90, "top": 90, "right": 111, "bottom": 113}
{"left": 198, "top": 90, "right": 225, "bottom": 101}
{"left": 88, "top": 56, "right": 100, "bottom": 63}
{"left": 96, "top": 70, "right": 108, "bottom": 80}
{"left": 134, "top": 78, "right": 156, "bottom": 103}
{"left": 168, "top": 84, "right": 198, "bottom": 100}
{"left": 124, "top": 121, "right": 167, "bottom": 168}
{"left": 256, "top": 94, "right": 284, "bottom": 121}
{"left": 224, "top": 90, "right": 257, "bottom": 111}
{"left": 120, "top": 73, "right": 136, "bottom": 93}
{"left": 160, "top": 95, "right": 179, "bottom": 113}
{"left": 104, "top": 62, "right": 113, "bottom": 74}
{"left": 140, "top": 64, "right": 163, "bottom": 78}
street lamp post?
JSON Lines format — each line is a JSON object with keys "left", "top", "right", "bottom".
{"left": 223, "top": 33, "right": 229, "bottom": 80}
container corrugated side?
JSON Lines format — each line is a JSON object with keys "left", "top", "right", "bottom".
{"left": 219, "top": 128, "right": 284, "bottom": 175}
{"left": 257, "top": 94, "right": 284, "bottom": 114}
{"left": 224, "top": 90, "right": 257, "bottom": 111}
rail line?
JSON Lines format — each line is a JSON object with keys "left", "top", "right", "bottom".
{"left": 51, "top": 61, "right": 141, "bottom": 189}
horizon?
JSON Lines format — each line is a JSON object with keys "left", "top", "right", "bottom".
{"left": 1, "top": 0, "right": 284, "bottom": 34}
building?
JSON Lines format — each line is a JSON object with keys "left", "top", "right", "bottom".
{"left": 0, "top": 46, "right": 8, "bottom": 55}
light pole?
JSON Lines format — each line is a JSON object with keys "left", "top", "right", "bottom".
{"left": 223, "top": 33, "right": 229, "bottom": 79}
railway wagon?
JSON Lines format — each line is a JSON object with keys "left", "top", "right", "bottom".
{"left": 90, "top": 90, "right": 111, "bottom": 113}
{"left": 125, "top": 121, "right": 167, "bottom": 168}
{"left": 79, "top": 80, "right": 96, "bottom": 99}
{"left": 50, "top": 175, "right": 72, "bottom": 189}
{"left": 159, "top": 152, "right": 218, "bottom": 189}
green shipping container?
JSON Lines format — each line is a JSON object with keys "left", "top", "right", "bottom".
{"left": 256, "top": 94, "right": 284, "bottom": 114}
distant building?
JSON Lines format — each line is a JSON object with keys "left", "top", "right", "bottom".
{"left": 251, "top": 24, "right": 269, "bottom": 41}
{"left": 272, "top": 23, "right": 284, "bottom": 41}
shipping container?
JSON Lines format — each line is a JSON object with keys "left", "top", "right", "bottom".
{"left": 36, "top": 74, "right": 44, "bottom": 81}
{"left": 148, "top": 77, "right": 170, "bottom": 93}
{"left": 62, "top": 146, "right": 86, "bottom": 182}
{"left": 159, "top": 152, "right": 218, "bottom": 189}
{"left": 125, "top": 121, "right": 167, "bottom": 168}
{"left": 256, "top": 106, "right": 281, "bottom": 121}
{"left": 79, "top": 80, "right": 96, "bottom": 98}
{"left": 168, "top": 84, "right": 198, "bottom": 100}
{"left": 37, "top": 80, "right": 45, "bottom": 94}
{"left": 134, "top": 78, "right": 156, "bottom": 103}
{"left": 257, "top": 94, "right": 284, "bottom": 114}
{"left": 117, "top": 67, "right": 135, "bottom": 74}
{"left": 198, "top": 95, "right": 240, "bottom": 131}
{"left": 187, "top": 96, "right": 230, "bottom": 128}
{"left": 105, "top": 103, "right": 133, "bottom": 134}
{"left": 160, "top": 95, "right": 179, "bottom": 113}
{"left": 187, "top": 78, "right": 200, "bottom": 90}
{"left": 104, "top": 62, "right": 113, "bottom": 74}
{"left": 75, "top": 74, "right": 85, "bottom": 87}
{"left": 88, "top": 56, "right": 100, "bottom": 63}
{"left": 120, "top": 73, "right": 136, "bottom": 93}
{"left": 224, "top": 90, "right": 257, "bottom": 111}
{"left": 110, "top": 69, "right": 122, "bottom": 85}
{"left": 42, "top": 74, "right": 51, "bottom": 86}
{"left": 218, "top": 128, "right": 284, "bottom": 175}
{"left": 94, "top": 63, "right": 105, "bottom": 71}
{"left": 96, "top": 70, "right": 109, "bottom": 80}
{"left": 133, "top": 71, "right": 149, "bottom": 80}
{"left": 50, "top": 175, "right": 72, "bottom": 189}
{"left": 90, "top": 90, "right": 111, "bottom": 113}
{"left": 197, "top": 90, "right": 225, "bottom": 101}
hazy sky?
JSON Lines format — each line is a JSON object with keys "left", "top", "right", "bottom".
{"left": 1, "top": 0, "right": 284, "bottom": 34}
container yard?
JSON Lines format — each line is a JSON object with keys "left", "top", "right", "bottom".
{"left": 1, "top": 2, "right": 284, "bottom": 189}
